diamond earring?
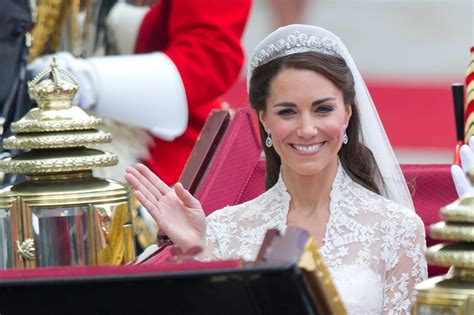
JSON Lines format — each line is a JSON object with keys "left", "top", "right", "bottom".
{"left": 343, "top": 125, "right": 348, "bottom": 144}
{"left": 265, "top": 129, "right": 272, "bottom": 148}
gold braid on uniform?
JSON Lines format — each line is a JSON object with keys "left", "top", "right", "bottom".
{"left": 28, "top": 0, "right": 78, "bottom": 62}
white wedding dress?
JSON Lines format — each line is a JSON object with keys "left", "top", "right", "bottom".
{"left": 200, "top": 164, "right": 428, "bottom": 314}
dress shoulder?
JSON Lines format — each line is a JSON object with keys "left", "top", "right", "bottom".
{"left": 346, "top": 178, "right": 424, "bottom": 228}
{"left": 204, "top": 182, "right": 290, "bottom": 260}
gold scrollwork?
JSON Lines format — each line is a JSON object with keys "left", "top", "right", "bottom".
{"left": 11, "top": 117, "right": 103, "bottom": 133}
{"left": 4, "top": 131, "right": 112, "bottom": 150}
{"left": 16, "top": 238, "right": 36, "bottom": 261}
{"left": 0, "top": 153, "right": 118, "bottom": 173}
{"left": 430, "top": 222, "right": 474, "bottom": 242}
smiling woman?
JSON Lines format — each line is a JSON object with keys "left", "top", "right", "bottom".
{"left": 125, "top": 24, "right": 427, "bottom": 314}
{"left": 260, "top": 68, "right": 350, "bottom": 177}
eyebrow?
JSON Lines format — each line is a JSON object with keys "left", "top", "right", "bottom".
{"left": 273, "top": 97, "right": 337, "bottom": 108}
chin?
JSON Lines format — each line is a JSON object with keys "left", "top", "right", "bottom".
{"left": 290, "top": 164, "right": 327, "bottom": 177}
{"left": 285, "top": 155, "right": 339, "bottom": 177}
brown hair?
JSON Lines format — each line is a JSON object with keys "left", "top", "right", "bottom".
{"left": 248, "top": 51, "right": 385, "bottom": 195}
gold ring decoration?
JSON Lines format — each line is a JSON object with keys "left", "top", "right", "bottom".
{"left": 430, "top": 222, "right": 474, "bottom": 242}
{"left": 0, "top": 152, "right": 118, "bottom": 174}
{"left": 11, "top": 117, "right": 103, "bottom": 133}
{"left": 440, "top": 195, "right": 474, "bottom": 223}
{"left": 3, "top": 130, "right": 112, "bottom": 150}
{"left": 426, "top": 243, "right": 474, "bottom": 268}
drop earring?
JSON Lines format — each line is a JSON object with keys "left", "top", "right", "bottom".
{"left": 265, "top": 129, "right": 272, "bottom": 148}
{"left": 343, "top": 125, "right": 348, "bottom": 144}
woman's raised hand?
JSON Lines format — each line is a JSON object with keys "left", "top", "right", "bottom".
{"left": 125, "top": 163, "right": 206, "bottom": 255}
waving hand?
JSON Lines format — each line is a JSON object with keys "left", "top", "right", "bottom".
{"left": 125, "top": 164, "right": 206, "bottom": 254}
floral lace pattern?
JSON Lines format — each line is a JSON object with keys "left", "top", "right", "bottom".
{"left": 201, "top": 164, "right": 427, "bottom": 314}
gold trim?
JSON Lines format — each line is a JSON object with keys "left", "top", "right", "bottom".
{"left": 430, "top": 222, "right": 474, "bottom": 241}
{"left": 26, "top": 171, "right": 93, "bottom": 181}
{"left": 451, "top": 267, "right": 474, "bottom": 280}
{"left": 298, "top": 238, "right": 347, "bottom": 314}
{"left": 465, "top": 112, "right": 474, "bottom": 143}
{"left": 3, "top": 130, "right": 112, "bottom": 150}
{"left": 466, "top": 60, "right": 474, "bottom": 78}
{"left": 16, "top": 239, "right": 35, "bottom": 261}
{"left": 467, "top": 80, "right": 474, "bottom": 96}
{"left": 426, "top": 243, "right": 474, "bottom": 268}
{"left": 440, "top": 195, "right": 474, "bottom": 222}
{"left": 11, "top": 117, "right": 102, "bottom": 133}
{"left": 0, "top": 153, "right": 118, "bottom": 173}
{"left": 467, "top": 90, "right": 474, "bottom": 107}
{"left": 10, "top": 197, "right": 23, "bottom": 267}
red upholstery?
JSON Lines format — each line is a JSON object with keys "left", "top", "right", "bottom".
{"left": 194, "top": 109, "right": 264, "bottom": 215}
{"left": 0, "top": 259, "right": 241, "bottom": 281}
{"left": 195, "top": 108, "right": 457, "bottom": 277}
{"left": 401, "top": 164, "right": 457, "bottom": 276}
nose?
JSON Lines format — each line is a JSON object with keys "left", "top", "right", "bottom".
{"left": 297, "top": 114, "right": 317, "bottom": 138}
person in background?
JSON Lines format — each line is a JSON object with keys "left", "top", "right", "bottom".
{"left": 28, "top": 0, "right": 252, "bottom": 185}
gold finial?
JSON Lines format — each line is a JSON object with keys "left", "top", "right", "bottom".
{"left": 28, "top": 59, "right": 79, "bottom": 111}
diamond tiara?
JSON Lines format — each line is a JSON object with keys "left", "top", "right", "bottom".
{"left": 248, "top": 31, "right": 343, "bottom": 75}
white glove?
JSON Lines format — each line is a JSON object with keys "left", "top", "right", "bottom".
{"left": 27, "top": 52, "right": 188, "bottom": 141}
{"left": 451, "top": 136, "right": 474, "bottom": 197}
{"left": 27, "top": 51, "right": 98, "bottom": 109}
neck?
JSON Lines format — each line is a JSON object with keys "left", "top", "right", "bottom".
{"left": 282, "top": 159, "right": 339, "bottom": 216}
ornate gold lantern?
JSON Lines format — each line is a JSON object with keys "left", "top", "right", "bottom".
{"left": 0, "top": 60, "right": 135, "bottom": 269}
{"left": 412, "top": 171, "right": 474, "bottom": 314}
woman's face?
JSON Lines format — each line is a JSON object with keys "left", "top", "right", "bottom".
{"left": 259, "top": 68, "right": 352, "bottom": 177}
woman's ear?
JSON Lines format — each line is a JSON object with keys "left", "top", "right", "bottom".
{"left": 258, "top": 110, "right": 267, "bottom": 130}
{"left": 344, "top": 105, "right": 352, "bottom": 126}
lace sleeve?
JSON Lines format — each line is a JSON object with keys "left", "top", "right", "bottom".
{"left": 197, "top": 219, "right": 223, "bottom": 261}
{"left": 383, "top": 213, "right": 428, "bottom": 314}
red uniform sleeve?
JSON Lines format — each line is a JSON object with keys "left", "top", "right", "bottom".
{"left": 134, "top": 0, "right": 251, "bottom": 185}
{"left": 135, "top": 0, "right": 251, "bottom": 109}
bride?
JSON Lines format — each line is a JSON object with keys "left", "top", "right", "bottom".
{"left": 125, "top": 24, "right": 427, "bottom": 314}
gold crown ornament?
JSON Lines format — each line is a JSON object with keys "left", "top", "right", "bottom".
{"left": 0, "top": 60, "right": 136, "bottom": 269}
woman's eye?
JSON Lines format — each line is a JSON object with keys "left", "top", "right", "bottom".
{"left": 316, "top": 105, "right": 334, "bottom": 113}
{"left": 277, "top": 108, "right": 295, "bottom": 116}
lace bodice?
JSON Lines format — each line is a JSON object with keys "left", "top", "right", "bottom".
{"left": 201, "top": 165, "right": 427, "bottom": 314}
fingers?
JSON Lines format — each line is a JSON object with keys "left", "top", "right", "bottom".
{"left": 174, "top": 183, "right": 201, "bottom": 208}
{"left": 451, "top": 164, "right": 470, "bottom": 197}
{"left": 125, "top": 172, "right": 160, "bottom": 208}
{"left": 125, "top": 167, "right": 164, "bottom": 201}
{"left": 134, "top": 191, "right": 161, "bottom": 224}
{"left": 135, "top": 163, "right": 171, "bottom": 195}
{"left": 469, "top": 136, "right": 474, "bottom": 152}
{"left": 460, "top": 144, "right": 474, "bottom": 173}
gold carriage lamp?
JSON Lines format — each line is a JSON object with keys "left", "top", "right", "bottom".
{"left": 0, "top": 59, "right": 136, "bottom": 269}
{"left": 412, "top": 167, "right": 474, "bottom": 314}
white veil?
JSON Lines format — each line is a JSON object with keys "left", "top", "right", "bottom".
{"left": 247, "top": 24, "right": 414, "bottom": 210}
